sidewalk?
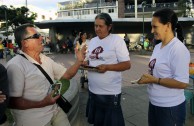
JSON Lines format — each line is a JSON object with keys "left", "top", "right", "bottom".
{"left": 78, "top": 85, "right": 194, "bottom": 126}
{"left": 1, "top": 52, "right": 194, "bottom": 126}
{"left": 73, "top": 51, "right": 194, "bottom": 126}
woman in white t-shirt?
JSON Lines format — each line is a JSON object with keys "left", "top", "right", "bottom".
{"left": 84, "top": 13, "right": 131, "bottom": 126}
{"left": 138, "top": 8, "right": 190, "bottom": 126}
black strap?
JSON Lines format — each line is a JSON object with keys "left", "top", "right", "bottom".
{"left": 20, "top": 54, "right": 54, "bottom": 84}
{"left": 19, "top": 54, "right": 72, "bottom": 113}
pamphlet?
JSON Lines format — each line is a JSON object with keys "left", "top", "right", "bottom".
{"left": 48, "top": 82, "right": 62, "bottom": 97}
{"left": 79, "top": 65, "right": 99, "bottom": 72}
{"left": 130, "top": 78, "right": 141, "bottom": 84}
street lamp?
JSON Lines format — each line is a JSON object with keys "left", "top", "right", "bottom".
{"left": 141, "top": 1, "right": 146, "bottom": 49}
{"left": 0, "top": 5, "right": 8, "bottom": 40}
{"left": 25, "top": 0, "right": 28, "bottom": 8}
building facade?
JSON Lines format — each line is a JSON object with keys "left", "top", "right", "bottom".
{"left": 35, "top": 0, "right": 194, "bottom": 45}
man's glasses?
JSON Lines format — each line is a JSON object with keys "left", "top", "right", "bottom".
{"left": 148, "top": 58, "right": 156, "bottom": 75}
{"left": 23, "top": 33, "right": 41, "bottom": 40}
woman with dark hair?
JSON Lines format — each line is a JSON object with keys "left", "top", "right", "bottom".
{"left": 76, "top": 31, "right": 89, "bottom": 88}
{"left": 138, "top": 8, "right": 190, "bottom": 126}
{"left": 84, "top": 13, "right": 131, "bottom": 126}
{"left": 76, "top": 31, "right": 88, "bottom": 51}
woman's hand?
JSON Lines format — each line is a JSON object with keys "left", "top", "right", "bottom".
{"left": 138, "top": 74, "right": 158, "bottom": 84}
{"left": 97, "top": 64, "right": 107, "bottom": 73}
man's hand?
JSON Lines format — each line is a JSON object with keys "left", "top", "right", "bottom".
{"left": 0, "top": 91, "right": 6, "bottom": 103}
{"left": 41, "top": 93, "right": 60, "bottom": 106}
{"left": 75, "top": 45, "right": 86, "bottom": 62}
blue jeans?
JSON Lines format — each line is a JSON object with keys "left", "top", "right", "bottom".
{"left": 148, "top": 101, "right": 186, "bottom": 126}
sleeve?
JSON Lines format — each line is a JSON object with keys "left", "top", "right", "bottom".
{"left": 51, "top": 59, "right": 67, "bottom": 80}
{"left": 115, "top": 36, "right": 130, "bottom": 62}
{"left": 7, "top": 64, "right": 25, "bottom": 97}
{"left": 170, "top": 44, "right": 190, "bottom": 83}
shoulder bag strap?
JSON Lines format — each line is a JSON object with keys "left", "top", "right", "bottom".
{"left": 20, "top": 54, "right": 54, "bottom": 84}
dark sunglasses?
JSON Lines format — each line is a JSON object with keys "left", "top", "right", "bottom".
{"left": 148, "top": 58, "right": 156, "bottom": 75}
{"left": 23, "top": 33, "right": 41, "bottom": 40}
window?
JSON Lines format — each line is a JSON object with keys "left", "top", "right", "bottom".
{"left": 74, "top": 10, "right": 81, "bottom": 15}
{"left": 83, "top": 9, "right": 90, "bottom": 15}
{"left": 94, "top": 9, "right": 101, "bottom": 14}
{"left": 42, "top": 15, "right": 45, "bottom": 19}
{"left": 68, "top": 11, "right": 72, "bottom": 16}
{"left": 58, "top": 12, "right": 62, "bottom": 17}
{"left": 108, "top": 8, "right": 114, "bottom": 13}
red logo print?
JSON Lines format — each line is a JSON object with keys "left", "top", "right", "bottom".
{"left": 89, "top": 46, "right": 104, "bottom": 59}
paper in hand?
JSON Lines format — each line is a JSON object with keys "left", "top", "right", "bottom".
{"left": 48, "top": 83, "right": 62, "bottom": 97}
{"left": 131, "top": 78, "right": 141, "bottom": 84}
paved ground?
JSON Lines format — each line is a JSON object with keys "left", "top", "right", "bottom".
{"left": 49, "top": 51, "right": 194, "bottom": 126}
{"left": 1, "top": 50, "right": 194, "bottom": 126}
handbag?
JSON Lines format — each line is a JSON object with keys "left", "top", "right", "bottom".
{"left": 20, "top": 54, "right": 72, "bottom": 113}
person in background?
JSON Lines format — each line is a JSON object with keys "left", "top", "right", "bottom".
{"left": 84, "top": 13, "right": 131, "bottom": 126}
{"left": 0, "top": 38, "right": 4, "bottom": 59}
{"left": 76, "top": 31, "right": 89, "bottom": 88}
{"left": 73, "top": 31, "right": 81, "bottom": 48}
{"left": 2, "top": 39, "right": 7, "bottom": 48}
{"left": 76, "top": 31, "right": 89, "bottom": 51}
{"left": 138, "top": 8, "right": 190, "bottom": 126}
{"left": 66, "top": 37, "right": 73, "bottom": 53}
{"left": 0, "top": 63, "right": 9, "bottom": 126}
{"left": 6, "top": 24, "right": 86, "bottom": 126}
{"left": 124, "top": 33, "right": 130, "bottom": 50}
{"left": 144, "top": 36, "right": 149, "bottom": 50}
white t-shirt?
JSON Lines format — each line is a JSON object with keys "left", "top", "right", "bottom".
{"left": 87, "top": 34, "right": 130, "bottom": 95}
{"left": 148, "top": 37, "right": 190, "bottom": 107}
{"left": 6, "top": 52, "right": 66, "bottom": 126}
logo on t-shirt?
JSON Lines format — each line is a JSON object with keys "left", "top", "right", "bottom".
{"left": 89, "top": 46, "right": 104, "bottom": 60}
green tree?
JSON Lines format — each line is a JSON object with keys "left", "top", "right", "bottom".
{"left": 0, "top": 5, "right": 37, "bottom": 36}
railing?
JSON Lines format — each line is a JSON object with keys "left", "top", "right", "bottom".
{"left": 84, "top": 2, "right": 116, "bottom": 8}
{"left": 59, "top": 2, "right": 116, "bottom": 11}
{"left": 125, "top": 2, "right": 194, "bottom": 13}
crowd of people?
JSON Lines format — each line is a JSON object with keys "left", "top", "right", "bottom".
{"left": 0, "top": 8, "right": 191, "bottom": 126}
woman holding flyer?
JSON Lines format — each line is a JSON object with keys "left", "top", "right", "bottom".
{"left": 84, "top": 13, "right": 131, "bottom": 126}
{"left": 138, "top": 8, "right": 190, "bottom": 126}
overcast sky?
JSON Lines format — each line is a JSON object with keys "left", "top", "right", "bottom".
{"left": 1, "top": 0, "right": 68, "bottom": 11}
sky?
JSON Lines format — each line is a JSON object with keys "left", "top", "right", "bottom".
{"left": 1, "top": 0, "right": 68, "bottom": 11}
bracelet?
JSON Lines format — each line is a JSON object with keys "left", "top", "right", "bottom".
{"left": 158, "top": 78, "right": 161, "bottom": 85}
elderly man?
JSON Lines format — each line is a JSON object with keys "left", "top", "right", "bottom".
{"left": 6, "top": 24, "right": 85, "bottom": 126}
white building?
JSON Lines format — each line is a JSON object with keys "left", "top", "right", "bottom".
{"left": 57, "top": 0, "right": 118, "bottom": 20}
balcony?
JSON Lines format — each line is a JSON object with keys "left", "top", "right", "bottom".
{"left": 58, "top": 1, "right": 116, "bottom": 11}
